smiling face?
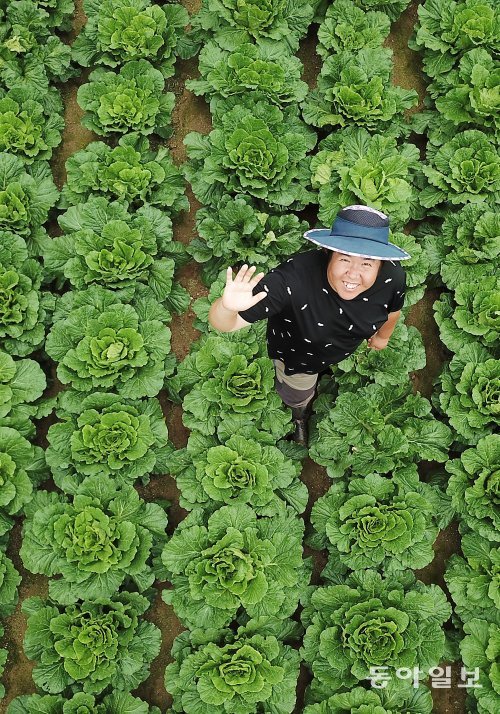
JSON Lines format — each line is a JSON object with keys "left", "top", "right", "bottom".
{"left": 327, "top": 251, "right": 382, "bottom": 300}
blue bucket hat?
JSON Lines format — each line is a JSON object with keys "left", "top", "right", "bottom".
{"left": 304, "top": 206, "right": 411, "bottom": 261}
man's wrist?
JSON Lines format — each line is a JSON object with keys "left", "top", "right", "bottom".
{"left": 219, "top": 300, "right": 240, "bottom": 318}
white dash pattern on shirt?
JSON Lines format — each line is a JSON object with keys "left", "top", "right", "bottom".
{"left": 301, "top": 304, "right": 308, "bottom": 310}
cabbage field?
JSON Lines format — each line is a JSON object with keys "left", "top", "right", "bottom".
{"left": 0, "top": 0, "right": 498, "bottom": 713}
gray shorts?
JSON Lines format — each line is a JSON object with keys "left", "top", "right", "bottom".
{"left": 273, "top": 360, "right": 318, "bottom": 408}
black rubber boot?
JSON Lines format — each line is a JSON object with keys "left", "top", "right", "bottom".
{"left": 289, "top": 403, "right": 312, "bottom": 446}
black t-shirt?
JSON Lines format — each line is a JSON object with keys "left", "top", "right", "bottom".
{"left": 239, "top": 250, "right": 406, "bottom": 375}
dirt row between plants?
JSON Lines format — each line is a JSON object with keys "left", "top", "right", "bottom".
{"left": 0, "top": 2, "right": 465, "bottom": 712}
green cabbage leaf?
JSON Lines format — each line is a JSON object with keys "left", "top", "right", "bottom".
{"left": 72, "top": 0, "right": 188, "bottom": 76}
{"left": 301, "top": 569, "right": 451, "bottom": 699}
{"left": 20, "top": 474, "right": 168, "bottom": 603}
{"left": 45, "top": 198, "right": 189, "bottom": 311}
{"left": 45, "top": 285, "right": 175, "bottom": 398}
{"left": 311, "top": 128, "right": 420, "bottom": 229}
{"left": 162, "top": 503, "right": 311, "bottom": 629}
{"left": 166, "top": 619, "right": 301, "bottom": 714}
{"left": 46, "top": 390, "right": 172, "bottom": 493}
{"left": 77, "top": 60, "right": 175, "bottom": 138}
{"left": 60, "top": 133, "right": 188, "bottom": 214}
{"left": 167, "top": 427, "right": 307, "bottom": 514}
{"left": 22, "top": 592, "right": 161, "bottom": 694}
{"left": 310, "top": 382, "right": 452, "bottom": 478}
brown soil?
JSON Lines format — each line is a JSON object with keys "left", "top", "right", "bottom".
{"left": 1, "top": 2, "right": 466, "bottom": 713}
{"left": 385, "top": 4, "right": 428, "bottom": 112}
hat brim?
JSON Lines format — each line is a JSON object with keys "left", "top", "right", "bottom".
{"left": 304, "top": 229, "right": 411, "bottom": 261}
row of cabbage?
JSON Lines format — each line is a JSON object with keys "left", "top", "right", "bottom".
{"left": 408, "top": 3, "right": 499, "bottom": 714}
{"left": 0, "top": 0, "right": 75, "bottom": 701}
{"left": 162, "top": 3, "right": 323, "bottom": 713}
{"left": 0, "top": 1, "right": 497, "bottom": 713}
{"left": 0, "top": 1, "right": 189, "bottom": 713}
{"left": 162, "top": 1, "right": 457, "bottom": 713}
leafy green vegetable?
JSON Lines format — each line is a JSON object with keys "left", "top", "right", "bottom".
{"left": 186, "top": 41, "right": 308, "bottom": 108}
{"left": 72, "top": 0, "right": 188, "bottom": 77}
{"left": 0, "top": 350, "right": 46, "bottom": 437}
{"left": 446, "top": 435, "right": 499, "bottom": 541}
{"left": 445, "top": 531, "right": 499, "bottom": 625}
{"left": 46, "top": 391, "right": 172, "bottom": 493}
{"left": 460, "top": 618, "right": 499, "bottom": 714}
{"left": 171, "top": 330, "right": 292, "bottom": 439}
{"left": 184, "top": 96, "right": 316, "bottom": 209}
{"left": 302, "top": 48, "right": 417, "bottom": 133}
{"left": 7, "top": 691, "right": 161, "bottom": 714}
{"left": 188, "top": 194, "right": 308, "bottom": 285}
{"left": 0, "top": 233, "right": 54, "bottom": 356}
{"left": 0, "top": 549, "right": 21, "bottom": 616}
{"left": 311, "top": 127, "right": 420, "bottom": 228}
{"left": 0, "top": 426, "right": 47, "bottom": 537}
{"left": 310, "top": 382, "right": 452, "bottom": 478}
{"left": 45, "top": 285, "right": 175, "bottom": 398}
{"left": 309, "top": 466, "right": 453, "bottom": 573}
{"left": 301, "top": 569, "right": 451, "bottom": 699}
{"left": 166, "top": 619, "right": 301, "bottom": 714}
{"left": 303, "top": 682, "right": 433, "bottom": 713}
{"left": 420, "top": 129, "right": 500, "bottom": 209}
{"left": 187, "top": 0, "right": 315, "bottom": 54}
{"left": 4, "top": 0, "right": 76, "bottom": 31}
{"left": 21, "top": 474, "right": 168, "bottom": 603}
{"left": 331, "top": 322, "right": 427, "bottom": 389}
{"left": 23, "top": 592, "right": 161, "bottom": 694}
{"left": 59, "top": 133, "right": 188, "bottom": 214}
{"left": 45, "top": 198, "right": 189, "bottom": 311}
{"left": 162, "top": 504, "right": 311, "bottom": 629}
{"left": 434, "top": 277, "right": 499, "bottom": 352}
{"left": 432, "top": 49, "right": 500, "bottom": 137}
{"left": 410, "top": 0, "right": 500, "bottom": 78}
{"left": 435, "top": 343, "right": 499, "bottom": 444}
{"left": 77, "top": 60, "right": 175, "bottom": 138}
{"left": 421, "top": 204, "right": 499, "bottom": 289}
{"left": 350, "top": 0, "right": 410, "bottom": 21}
{"left": 0, "top": 0, "right": 74, "bottom": 92}
{"left": 0, "top": 153, "right": 58, "bottom": 235}
{"left": 316, "top": 0, "right": 391, "bottom": 58}
{"left": 167, "top": 427, "right": 307, "bottom": 514}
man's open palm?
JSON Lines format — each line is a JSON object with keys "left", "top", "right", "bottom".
{"left": 222, "top": 265, "right": 267, "bottom": 313}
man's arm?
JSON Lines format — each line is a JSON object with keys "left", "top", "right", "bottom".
{"left": 367, "top": 310, "right": 401, "bottom": 350}
{"left": 208, "top": 265, "right": 266, "bottom": 333}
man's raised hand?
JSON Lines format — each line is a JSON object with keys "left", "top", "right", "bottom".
{"left": 222, "top": 265, "right": 267, "bottom": 313}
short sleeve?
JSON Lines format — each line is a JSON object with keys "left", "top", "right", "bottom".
{"left": 238, "top": 269, "right": 290, "bottom": 323}
{"left": 387, "top": 268, "right": 406, "bottom": 312}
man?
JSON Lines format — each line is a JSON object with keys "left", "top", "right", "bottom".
{"left": 208, "top": 205, "right": 410, "bottom": 444}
